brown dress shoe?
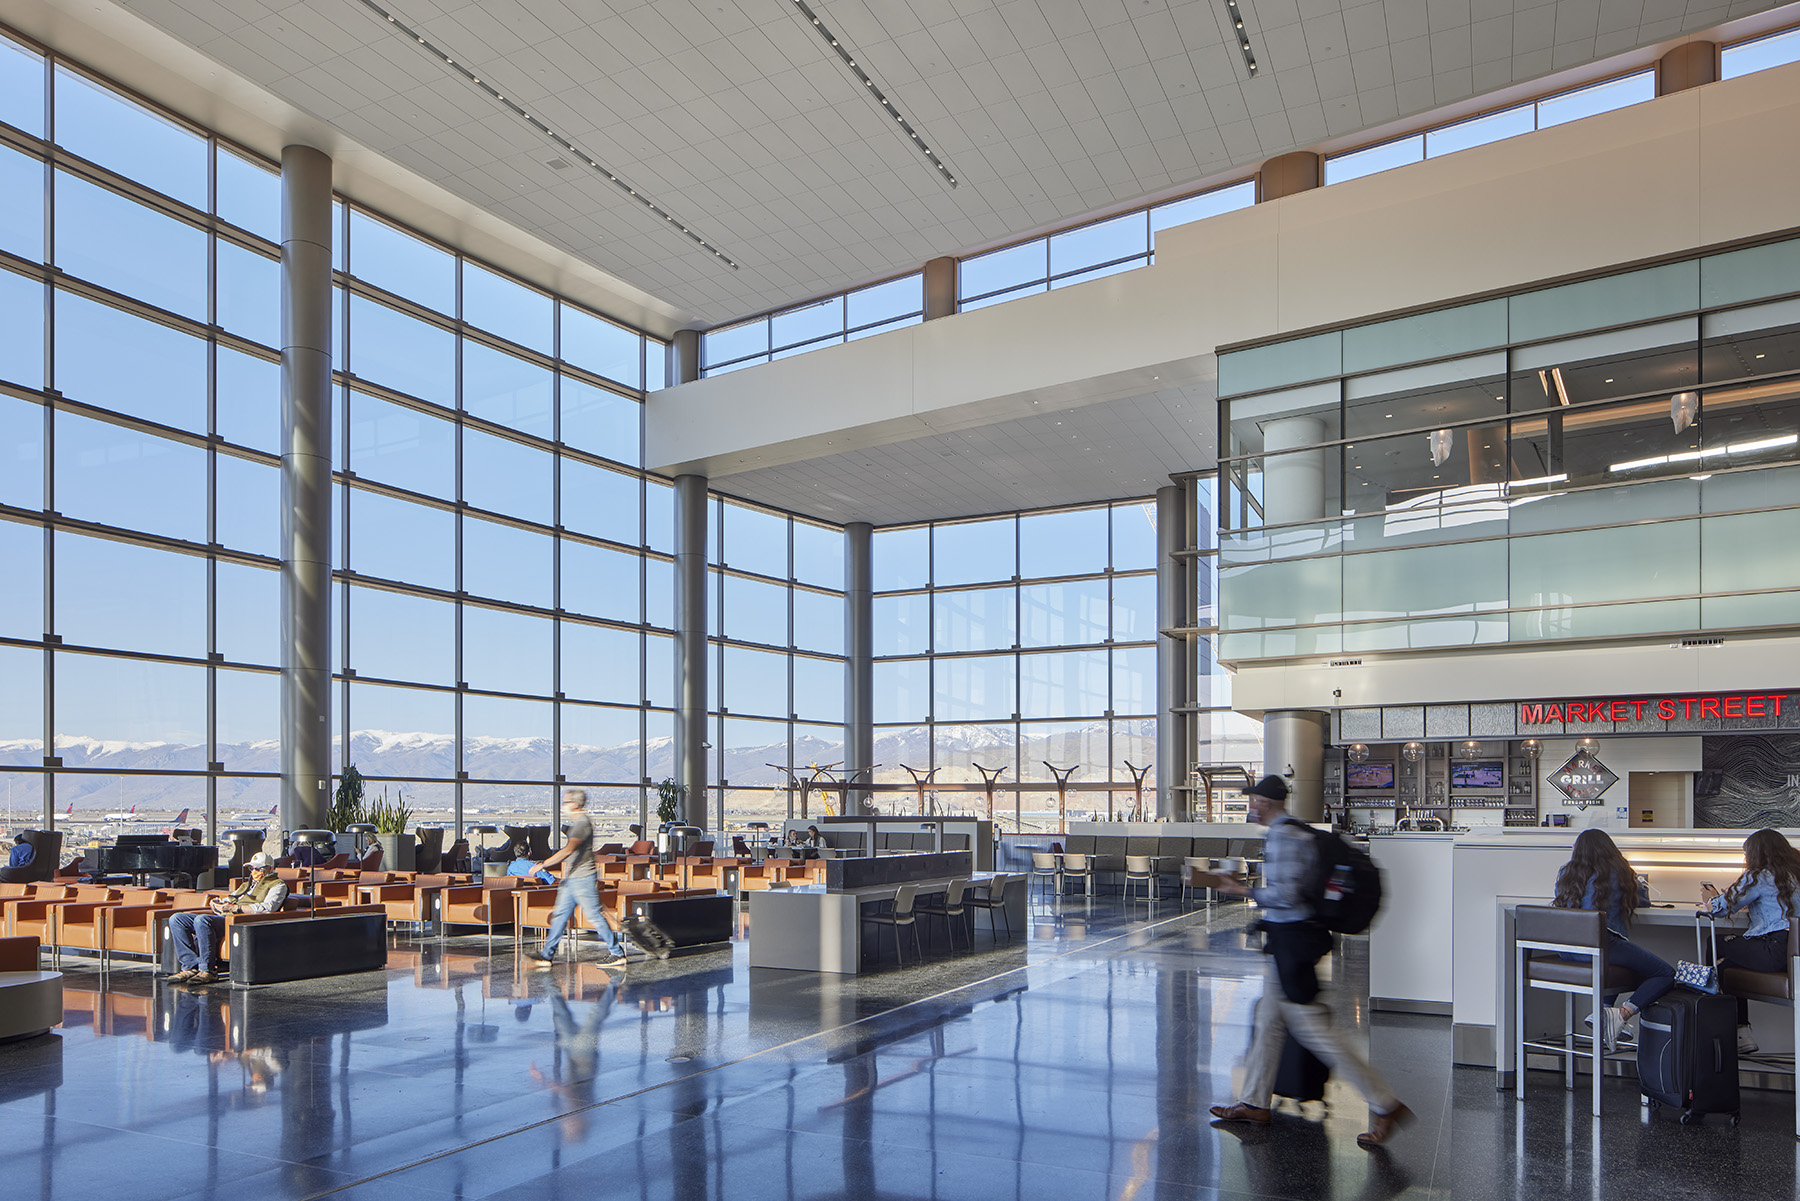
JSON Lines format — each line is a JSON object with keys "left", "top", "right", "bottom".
{"left": 188, "top": 971, "right": 217, "bottom": 986}
{"left": 1357, "top": 1103, "right": 1413, "bottom": 1148}
{"left": 167, "top": 968, "right": 198, "bottom": 983}
{"left": 1209, "top": 1102, "right": 1273, "bottom": 1124}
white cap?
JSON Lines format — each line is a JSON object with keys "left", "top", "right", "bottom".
{"left": 247, "top": 852, "right": 274, "bottom": 869}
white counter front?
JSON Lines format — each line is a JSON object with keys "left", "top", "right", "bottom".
{"left": 1366, "top": 834, "right": 1457, "bottom": 1011}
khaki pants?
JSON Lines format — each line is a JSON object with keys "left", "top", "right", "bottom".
{"left": 1238, "top": 929, "right": 1399, "bottom": 1114}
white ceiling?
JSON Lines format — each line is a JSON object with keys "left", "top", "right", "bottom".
{"left": 710, "top": 384, "right": 1217, "bottom": 522}
{"left": 105, "top": 0, "right": 1790, "bottom": 328}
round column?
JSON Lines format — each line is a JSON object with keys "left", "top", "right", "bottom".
{"left": 1261, "top": 415, "right": 1326, "bottom": 527}
{"left": 1263, "top": 710, "right": 1328, "bottom": 821}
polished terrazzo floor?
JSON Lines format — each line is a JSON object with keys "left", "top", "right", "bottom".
{"left": 4, "top": 892, "right": 1798, "bottom": 1201}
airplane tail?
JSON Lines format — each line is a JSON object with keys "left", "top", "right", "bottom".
{"left": 173, "top": 807, "right": 189, "bottom": 824}
{"left": 65, "top": 802, "right": 74, "bottom": 817}
{"left": 268, "top": 803, "right": 278, "bottom": 814}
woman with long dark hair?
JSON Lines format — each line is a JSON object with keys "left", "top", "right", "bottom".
{"left": 1701, "top": 828, "right": 1800, "bottom": 1053}
{"left": 1552, "top": 828, "right": 1674, "bottom": 1051}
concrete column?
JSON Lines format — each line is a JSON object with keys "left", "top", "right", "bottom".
{"left": 1264, "top": 710, "right": 1328, "bottom": 822}
{"left": 1257, "top": 151, "right": 1320, "bottom": 202}
{"left": 1261, "top": 415, "right": 1326, "bottom": 526}
{"left": 670, "top": 329, "right": 701, "bottom": 386}
{"left": 278, "top": 144, "right": 333, "bottom": 853}
{"left": 1658, "top": 42, "right": 1718, "bottom": 94}
{"left": 844, "top": 522, "right": 874, "bottom": 812}
{"left": 673, "top": 473, "right": 709, "bottom": 829}
{"left": 1154, "top": 485, "right": 1188, "bottom": 819}
{"left": 923, "top": 257, "right": 957, "bottom": 320}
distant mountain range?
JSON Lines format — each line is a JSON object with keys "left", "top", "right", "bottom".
{"left": 1, "top": 721, "right": 1157, "bottom": 811}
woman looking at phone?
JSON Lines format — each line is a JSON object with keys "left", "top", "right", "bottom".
{"left": 1699, "top": 828, "right": 1800, "bottom": 1054}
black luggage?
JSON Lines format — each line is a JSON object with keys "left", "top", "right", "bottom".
{"left": 1638, "top": 991, "right": 1739, "bottom": 1124}
{"left": 1274, "top": 1032, "right": 1329, "bottom": 1104}
{"left": 622, "top": 913, "right": 673, "bottom": 959}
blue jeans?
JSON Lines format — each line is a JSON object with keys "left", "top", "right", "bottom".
{"left": 541, "top": 873, "right": 622, "bottom": 957}
{"left": 168, "top": 910, "right": 225, "bottom": 972}
{"left": 1560, "top": 932, "right": 1675, "bottom": 1011}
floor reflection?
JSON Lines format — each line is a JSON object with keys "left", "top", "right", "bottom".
{"left": 5, "top": 895, "right": 1797, "bottom": 1199}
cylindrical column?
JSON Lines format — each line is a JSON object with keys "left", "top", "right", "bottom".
{"left": 670, "top": 328, "right": 701, "bottom": 386}
{"left": 1263, "top": 710, "right": 1328, "bottom": 822}
{"left": 278, "top": 144, "right": 334, "bottom": 854}
{"left": 923, "top": 257, "right": 957, "bottom": 320}
{"left": 673, "top": 473, "right": 709, "bottom": 829}
{"left": 1658, "top": 42, "right": 1717, "bottom": 94}
{"left": 1154, "top": 485, "right": 1188, "bottom": 820}
{"left": 844, "top": 522, "right": 874, "bottom": 812}
{"left": 1262, "top": 415, "right": 1326, "bottom": 527}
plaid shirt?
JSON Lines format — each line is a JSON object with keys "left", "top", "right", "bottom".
{"left": 1251, "top": 814, "right": 1317, "bottom": 925}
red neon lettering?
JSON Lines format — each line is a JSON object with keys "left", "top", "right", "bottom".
{"left": 1773, "top": 695, "right": 1785, "bottom": 716}
{"left": 1611, "top": 701, "right": 1630, "bottom": 721}
{"left": 1568, "top": 702, "right": 1588, "bottom": 721}
{"left": 1632, "top": 700, "right": 1648, "bottom": 720}
{"left": 1700, "top": 697, "right": 1721, "bottom": 719}
{"left": 1659, "top": 699, "right": 1677, "bottom": 720}
{"left": 1545, "top": 704, "right": 1563, "bottom": 722}
{"left": 1748, "top": 696, "right": 1766, "bottom": 718}
{"left": 1681, "top": 697, "right": 1698, "bottom": 718}
{"left": 1522, "top": 704, "right": 1547, "bottom": 724}
{"left": 1724, "top": 696, "right": 1744, "bottom": 719}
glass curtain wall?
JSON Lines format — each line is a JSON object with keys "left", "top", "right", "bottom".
{"left": 705, "top": 497, "right": 847, "bottom": 830}
{"left": 0, "top": 31, "right": 679, "bottom": 843}
{"left": 1216, "top": 238, "right": 1800, "bottom": 663}
{"left": 870, "top": 502, "right": 1158, "bottom": 832}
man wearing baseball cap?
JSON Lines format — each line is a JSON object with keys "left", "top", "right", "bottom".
{"left": 167, "top": 852, "right": 289, "bottom": 985}
{"left": 1206, "top": 775, "right": 1412, "bottom": 1148}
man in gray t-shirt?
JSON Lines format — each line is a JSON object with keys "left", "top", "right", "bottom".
{"left": 526, "top": 789, "right": 624, "bottom": 966}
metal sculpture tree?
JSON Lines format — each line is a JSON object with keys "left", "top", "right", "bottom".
{"left": 1043, "top": 762, "right": 1079, "bottom": 834}
{"left": 1122, "top": 760, "right": 1153, "bottom": 822}
{"left": 898, "top": 765, "right": 939, "bottom": 816}
{"left": 972, "top": 763, "right": 1008, "bottom": 823}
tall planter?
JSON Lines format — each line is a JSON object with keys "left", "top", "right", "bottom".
{"left": 375, "top": 832, "right": 416, "bottom": 872}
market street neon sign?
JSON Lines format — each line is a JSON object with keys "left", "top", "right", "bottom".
{"left": 1520, "top": 693, "right": 1788, "bottom": 725}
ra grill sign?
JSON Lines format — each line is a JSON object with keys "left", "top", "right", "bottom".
{"left": 1549, "top": 750, "right": 1619, "bottom": 808}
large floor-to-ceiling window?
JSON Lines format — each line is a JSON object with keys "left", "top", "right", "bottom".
{"left": 0, "top": 30, "right": 690, "bottom": 843}
{"left": 870, "top": 502, "right": 1159, "bottom": 831}
{"left": 706, "top": 497, "right": 847, "bottom": 829}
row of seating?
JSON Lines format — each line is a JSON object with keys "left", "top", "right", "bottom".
{"left": 864, "top": 875, "right": 1026, "bottom": 966}
{"left": 0, "top": 880, "right": 386, "bottom": 974}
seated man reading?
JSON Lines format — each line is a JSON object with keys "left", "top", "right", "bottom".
{"left": 168, "top": 852, "right": 289, "bottom": 985}
{"left": 7, "top": 833, "right": 33, "bottom": 869}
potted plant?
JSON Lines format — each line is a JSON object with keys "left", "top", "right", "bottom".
{"left": 655, "top": 778, "right": 682, "bottom": 849}
{"left": 328, "top": 765, "right": 369, "bottom": 856}
{"left": 369, "top": 787, "right": 416, "bottom": 871}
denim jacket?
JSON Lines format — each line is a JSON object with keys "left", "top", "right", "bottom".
{"left": 1707, "top": 870, "right": 1797, "bottom": 939}
{"left": 1554, "top": 870, "right": 1647, "bottom": 939}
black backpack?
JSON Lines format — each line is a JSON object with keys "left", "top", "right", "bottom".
{"left": 1304, "top": 827, "right": 1383, "bottom": 935}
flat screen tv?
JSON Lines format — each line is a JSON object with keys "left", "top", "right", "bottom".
{"left": 1451, "top": 760, "right": 1504, "bottom": 789}
{"left": 1346, "top": 762, "right": 1395, "bottom": 790}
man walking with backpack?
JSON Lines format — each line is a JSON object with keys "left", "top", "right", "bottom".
{"left": 1206, "top": 775, "right": 1412, "bottom": 1148}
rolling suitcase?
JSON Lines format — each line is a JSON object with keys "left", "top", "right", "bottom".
{"left": 1274, "top": 1032, "right": 1329, "bottom": 1104}
{"left": 1638, "top": 914, "right": 1740, "bottom": 1125}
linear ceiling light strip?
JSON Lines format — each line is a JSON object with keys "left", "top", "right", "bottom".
{"left": 1224, "top": 0, "right": 1260, "bottom": 75}
{"left": 789, "top": 0, "right": 958, "bottom": 188}
{"left": 357, "top": 0, "right": 738, "bottom": 268}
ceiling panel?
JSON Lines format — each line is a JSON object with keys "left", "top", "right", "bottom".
{"left": 83, "top": 0, "right": 1794, "bottom": 330}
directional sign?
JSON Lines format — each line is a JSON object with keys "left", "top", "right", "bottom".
{"left": 1549, "top": 749, "right": 1618, "bottom": 809}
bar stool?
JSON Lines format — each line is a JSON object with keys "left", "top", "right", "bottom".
{"left": 1717, "top": 922, "right": 1800, "bottom": 1135}
{"left": 1514, "top": 905, "right": 1635, "bottom": 1116}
